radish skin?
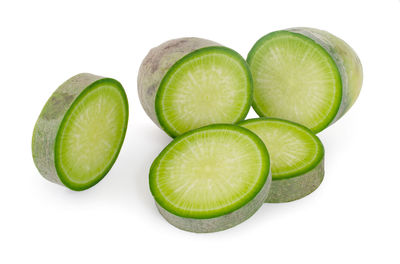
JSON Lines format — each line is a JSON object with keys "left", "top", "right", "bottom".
{"left": 287, "top": 27, "right": 363, "bottom": 123}
{"left": 137, "top": 38, "right": 220, "bottom": 127}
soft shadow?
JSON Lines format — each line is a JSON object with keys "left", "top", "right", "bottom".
{"left": 94, "top": 120, "right": 172, "bottom": 210}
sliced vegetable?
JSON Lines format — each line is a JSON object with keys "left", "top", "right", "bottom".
{"left": 138, "top": 38, "right": 252, "bottom": 137}
{"left": 32, "top": 73, "right": 129, "bottom": 191}
{"left": 247, "top": 27, "right": 363, "bottom": 133}
{"left": 150, "top": 124, "right": 271, "bottom": 232}
{"left": 239, "top": 118, "right": 324, "bottom": 203}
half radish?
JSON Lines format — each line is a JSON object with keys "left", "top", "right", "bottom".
{"left": 239, "top": 118, "right": 324, "bottom": 203}
{"left": 149, "top": 124, "right": 271, "bottom": 232}
{"left": 247, "top": 27, "right": 363, "bottom": 133}
{"left": 138, "top": 38, "right": 252, "bottom": 137}
{"left": 32, "top": 73, "right": 129, "bottom": 191}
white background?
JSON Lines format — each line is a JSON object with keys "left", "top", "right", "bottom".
{"left": 1, "top": 0, "right": 399, "bottom": 263}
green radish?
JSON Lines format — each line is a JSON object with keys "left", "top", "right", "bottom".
{"left": 32, "top": 73, "right": 129, "bottom": 191}
{"left": 149, "top": 124, "right": 271, "bottom": 233}
{"left": 247, "top": 27, "right": 363, "bottom": 133}
{"left": 239, "top": 118, "right": 324, "bottom": 203}
{"left": 138, "top": 38, "right": 253, "bottom": 137}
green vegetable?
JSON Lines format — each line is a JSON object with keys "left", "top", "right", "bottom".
{"left": 138, "top": 37, "right": 252, "bottom": 137}
{"left": 32, "top": 73, "right": 129, "bottom": 191}
{"left": 247, "top": 27, "right": 363, "bottom": 133}
{"left": 239, "top": 118, "right": 324, "bottom": 203}
{"left": 149, "top": 124, "right": 271, "bottom": 232}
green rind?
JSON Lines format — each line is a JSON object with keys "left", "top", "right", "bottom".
{"left": 238, "top": 118, "right": 324, "bottom": 180}
{"left": 155, "top": 46, "right": 253, "bottom": 137}
{"left": 138, "top": 38, "right": 253, "bottom": 137}
{"left": 137, "top": 38, "right": 220, "bottom": 128}
{"left": 247, "top": 28, "right": 363, "bottom": 133}
{"left": 32, "top": 73, "right": 129, "bottom": 191}
{"left": 156, "top": 170, "right": 271, "bottom": 233}
{"left": 247, "top": 30, "right": 342, "bottom": 133}
{"left": 149, "top": 124, "right": 271, "bottom": 232}
{"left": 287, "top": 27, "right": 363, "bottom": 123}
{"left": 238, "top": 118, "right": 325, "bottom": 203}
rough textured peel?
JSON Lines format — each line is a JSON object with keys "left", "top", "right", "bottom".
{"left": 156, "top": 173, "right": 271, "bottom": 233}
{"left": 266, "top": 159, "right": 324, "bottom": 203}
{"left": 138, "top": 37, "right": 252, "bottom": 137}
{"left": 32, "top": 73, "right": 129, "bottom": 191}
{"left": 138, "top": 38, "right": 220, "bottom": 127}
{"left": 287, "top": 27, "right": 363, "bottom": 122}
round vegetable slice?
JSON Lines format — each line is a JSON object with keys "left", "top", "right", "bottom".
{"left": 149, "top": 124, "right": 271, "bottom": 233}
{"left": 247, "top": 27, "right": 363, "bottom": 133}
{"left": 32, "top": 73, "right": 129, "bottom": 191}
{"left": 239, "top": 118, "right": 324, "bottom": 203}
{"left": 138, "top": 38, "right": 252, "bottom": 137}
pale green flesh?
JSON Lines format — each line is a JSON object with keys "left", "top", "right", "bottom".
{"left": 152, "top": 129, "right": 266, "bottom": 218}
{"left": 159, "top": 51, "right": 250, "bottom": 136}
{"left": 56, "top": 85, "right": 127, "bottom": 185}
{"left": 240, "top": 119, "right": 321, "bottom": 179}
{"left": 249, "top": 32, "right": 341, "bottom": 132}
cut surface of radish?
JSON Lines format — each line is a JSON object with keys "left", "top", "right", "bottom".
{"left": 149, "top": 124, "right": 271, "bottom": 232}
{"left": 247, "top": 28, "right": 362, "bottom": 133}
{"left": 138, "top": 38, "right": 252, "bottom": 137}
{"left": 32, "top": 73, "right": 129, "bottom": 191}
{"left": 239, "top": 118, "right": 324, "bottom": 203}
